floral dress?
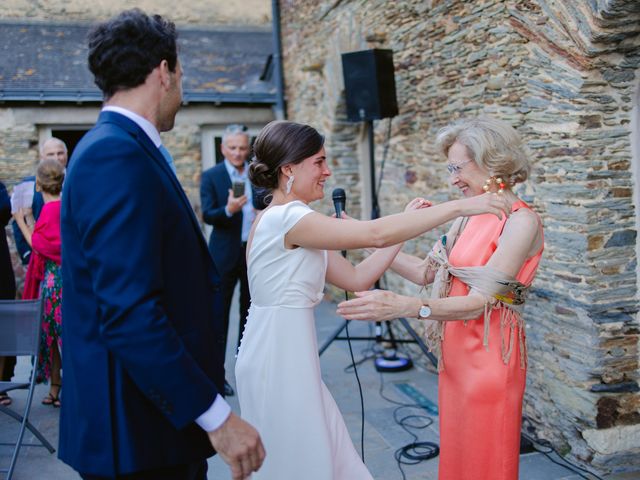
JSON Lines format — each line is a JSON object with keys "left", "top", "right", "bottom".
{"left": 36, "top": 259, "right": 62, "bottom": 383}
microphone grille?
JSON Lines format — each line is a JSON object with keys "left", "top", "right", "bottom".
{"left": 332, "top": 188, "right": 346, "bottom": 200}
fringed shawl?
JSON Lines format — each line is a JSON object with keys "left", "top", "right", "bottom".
{"left": 423, "top": 216, "right": 530, "bottom": 371}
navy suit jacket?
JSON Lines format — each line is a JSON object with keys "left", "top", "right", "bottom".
{"left": 60, "top": 111, "right": 225, "bottom": 476}
{"left": 0, "top": 182, "right": 16, "bottom": 299}
{"left": 200, "top": 162, "right": 263, "bottom": 275}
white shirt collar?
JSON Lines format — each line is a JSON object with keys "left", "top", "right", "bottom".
{"left": 223, "top": 159, "right": 248, "bottom": 179}
{"left": 102, "top": 106, "right": 162, "bottom": 148}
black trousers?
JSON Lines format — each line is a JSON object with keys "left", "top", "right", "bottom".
{"left": 80, "top": 459, "right": 208, "bottom": 480}
{"left": 0, "top": 276, "right": 16, "bottom": 382}
{"left": 0, "top": 356, "right": 16, "bottom": 381}
{"left": 220, "top": 242, "right": 251, "bottom": 352}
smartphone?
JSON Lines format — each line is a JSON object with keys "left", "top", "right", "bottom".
{"left": 232, "top": 181, "right": 245, "bottom": 198}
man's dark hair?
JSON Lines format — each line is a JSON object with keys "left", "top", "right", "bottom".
{"left": 88, "top": 9, "right": 178, "bottom": 99}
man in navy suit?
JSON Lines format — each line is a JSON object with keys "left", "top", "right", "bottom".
{"left": 60, "top": 9, "right": 264, "bottom": 480}
{"left": 201, "top": 125, "right": 263, "bottom": 396}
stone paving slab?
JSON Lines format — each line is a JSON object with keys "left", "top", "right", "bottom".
{"left": 0, "top": 297, "right": 620, "bottom": 480}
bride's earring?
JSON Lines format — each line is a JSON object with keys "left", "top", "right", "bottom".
{"left": 286, "top": 175, "right": 295, "bottom": 195}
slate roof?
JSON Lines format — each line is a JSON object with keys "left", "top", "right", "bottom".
{"left": 0, "top": 20, "right": 276, "bottom": 104}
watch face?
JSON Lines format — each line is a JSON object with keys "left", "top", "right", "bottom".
{"left": 419, "top": 305, "right": 432, "bottom": 319}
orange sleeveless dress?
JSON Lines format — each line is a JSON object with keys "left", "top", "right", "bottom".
{"left": 437, "top": 200, "right": 543, "bottom": 480}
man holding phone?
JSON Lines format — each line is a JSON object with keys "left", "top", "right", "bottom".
{"left": 200, "top": 124, "right": 257, "bottom": 397}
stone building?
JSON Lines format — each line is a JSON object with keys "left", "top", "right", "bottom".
{"left": 278, "top": 0, "right": 640, "bottom": 475}
{"left": 0, "top": 2, "right": 277, "bottom": 280}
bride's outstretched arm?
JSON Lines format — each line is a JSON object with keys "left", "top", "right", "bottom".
{"left": 360, "top": 212, "right": 465, "bottom": 286}
{"left": 325, "top": 244, "right": 403, "bottom": 292}
{"left": 286, "top": 193, "right": 509, "bottom": 252}
{"left": 325, "top": 197, "right": 428, "bottom": 291}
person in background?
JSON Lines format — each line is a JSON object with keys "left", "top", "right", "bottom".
{"left": 60, "top": 9, "right": 263, "bottom": 480}
{"left": 11, "top": 137, "right": 68, "bottom": 267}
{"left": 0, "top": 180, "right": 17, "bottom": 406}
{"left": 13, "top": 159, "right": 65, "bottom": 408}
{"left": 200, "top": 124, "right": 262, "bottom": 396}
{"left": 338, "top": 117, "right": 544, "bottom": 480}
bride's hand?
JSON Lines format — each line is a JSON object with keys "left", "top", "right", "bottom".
{"left": 458, "top": 192, "right": 510, "bottom": 220}
{"left": 404, "top": 197, "right": 432, "bottom": 212}
{"left": 331, "top": 211, "right": 356, "bottom": 220}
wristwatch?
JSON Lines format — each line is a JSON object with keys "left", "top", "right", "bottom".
{"left": 418, "top": 303, "right": 432, "bottom": 319}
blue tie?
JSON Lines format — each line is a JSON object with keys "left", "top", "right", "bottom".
{"left": 158, "top": 145, "right": 177, "bottom": 175}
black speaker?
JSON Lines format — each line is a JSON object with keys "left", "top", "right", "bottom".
{"left": 341, "top": 49, "right": 398, "bottom": 122}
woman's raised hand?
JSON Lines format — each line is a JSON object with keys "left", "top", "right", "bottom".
{"left": 459, "top": 192, "right": 510, "bottom": 219}
{"left": 337, "top": 289, "right": 421, "bottom": 321}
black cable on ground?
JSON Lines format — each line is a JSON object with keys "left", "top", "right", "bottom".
{"left": 345, "top": 343, "right": 439, "bottom": 480}
{"left": 378, "top": 370, "right": 439, "bottom": 480}
{"left": 343, "top": 290, "right": 366, "bottom": 462}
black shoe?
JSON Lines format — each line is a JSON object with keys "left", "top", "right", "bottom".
{"left": 223, "top": 380, "right": 235, "bottom": 397}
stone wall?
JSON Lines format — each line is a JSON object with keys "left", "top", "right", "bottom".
{"left": 280, "top": 0, "right": 640, "bottom": 473}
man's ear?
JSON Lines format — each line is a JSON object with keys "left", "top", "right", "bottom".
{"left": 158, "top": 60, "right": 171, "bottom": 90}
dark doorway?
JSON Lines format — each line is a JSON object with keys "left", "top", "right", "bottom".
{"left": 51, "top": 129, "right": 89, "bottom": 164}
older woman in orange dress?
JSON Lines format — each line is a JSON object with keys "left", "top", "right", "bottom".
{"left": 338, "top": 117, "right": 544, "bottom": 480}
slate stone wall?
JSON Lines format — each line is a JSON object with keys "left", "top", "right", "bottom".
{"left": 280, "top": 0, "right": 640, "bottom": 473}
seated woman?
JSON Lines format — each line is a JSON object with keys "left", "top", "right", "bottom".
{"left": 14, "top": 159, "right": 64, "bottom": 407}
{"left": 338, "top": 116, "right": 544, "bottom": 480}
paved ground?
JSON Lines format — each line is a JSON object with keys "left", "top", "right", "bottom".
{"left": 0, "top": 296, "right": 631, "bottom": 479}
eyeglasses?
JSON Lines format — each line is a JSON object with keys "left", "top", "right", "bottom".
{"left": 446, "top": 160, "right": 473, "bottom": 175}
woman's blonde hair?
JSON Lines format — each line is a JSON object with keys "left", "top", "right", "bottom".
{"left": 435, "top": 117, "right": 530, "bottom": 186}
{"left": 36, "top": 159, "right": 65, "bottom": 195}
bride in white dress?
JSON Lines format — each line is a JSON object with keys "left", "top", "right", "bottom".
{"left": 235, "top": 121, "right": 509, "bottom": 479}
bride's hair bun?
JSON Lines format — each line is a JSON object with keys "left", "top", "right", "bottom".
{"left": 249, "top": 120, "right": 324, "bottom": 192}
{"left": 249, "top": 158, "right": 279, "bottom": 190}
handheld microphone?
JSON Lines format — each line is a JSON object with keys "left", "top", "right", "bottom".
{"left": 332, "top": 188, "right": 346, "bottom": 219}
{"left": 332, "top": 188, "right": 347, "bottom": 258}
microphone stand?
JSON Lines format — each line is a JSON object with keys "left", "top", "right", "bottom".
{"left": 319, "top": 120, "right": 437, "bottom": 370}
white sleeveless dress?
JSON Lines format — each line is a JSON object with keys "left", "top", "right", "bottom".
{"left": 235, "top": 201, "right": 372, "bottom": 480}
